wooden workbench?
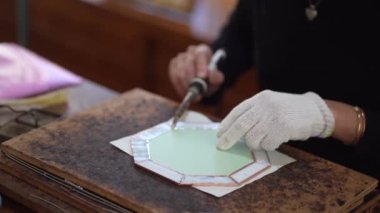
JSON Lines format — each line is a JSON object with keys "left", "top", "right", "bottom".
{"left": 0, "top": 86, "right": 378, "bottom": 212}
{"left": 0, "top": 80, "right": 119, "bottom": 212}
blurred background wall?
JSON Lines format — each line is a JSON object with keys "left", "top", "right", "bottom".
{"left": 0, "top": 0, "right": 258, "bottom": 117}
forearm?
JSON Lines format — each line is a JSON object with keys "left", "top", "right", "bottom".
{"left": 324, "top": 100, "right": 362, "bottom": 146}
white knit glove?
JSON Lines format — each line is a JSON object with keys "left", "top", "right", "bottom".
{"left": 217, "top": 90, "right": 335, "bottom": 151}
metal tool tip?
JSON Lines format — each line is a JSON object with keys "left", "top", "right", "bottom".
{"left": 171, "top": 119, "right": 177, "bottom": 130}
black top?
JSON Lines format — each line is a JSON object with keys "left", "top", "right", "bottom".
{"left": 210, "top": 0, "right": 380, "bottom": 180}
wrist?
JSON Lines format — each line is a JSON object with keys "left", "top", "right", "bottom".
{"left": 324, "top": 100, "right": 366, "bottom": 145}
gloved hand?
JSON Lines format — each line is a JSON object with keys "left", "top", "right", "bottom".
{"left": 217, "top": 90, "right": 335, "bottom": 151}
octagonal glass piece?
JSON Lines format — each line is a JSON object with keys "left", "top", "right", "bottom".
{"left": 131, "top": 122, "right": 271, "bottom": 186}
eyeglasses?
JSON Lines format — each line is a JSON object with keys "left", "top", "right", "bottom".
{"left": 0, "top": 105, "right": 61, "bottom": 142}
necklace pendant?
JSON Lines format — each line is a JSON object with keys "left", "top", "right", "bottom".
{"left": 305, "top": 5, "right": 318, "bottom": 21}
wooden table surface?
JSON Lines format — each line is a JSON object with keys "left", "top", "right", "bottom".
{"left": 0, "top": 80, "right": 119, "bottom": 212}
{"left": 0, "top": 86, "right": 378, "bottom": 212}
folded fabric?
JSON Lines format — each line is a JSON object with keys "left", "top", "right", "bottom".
{"left": 0, "top": 42, "right": 82, "bottom": 100}
{"left": 0, "top": 89, "right": 68, "bottom": 111}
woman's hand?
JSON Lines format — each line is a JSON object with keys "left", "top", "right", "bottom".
{"left": 216, "top": 90, "right": 336, "bottom": 150}
{"left": 168, "top": 44, "right": 224, "bottom": 99}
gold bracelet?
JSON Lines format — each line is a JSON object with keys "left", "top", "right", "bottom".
{"left": 352, "top": 106, "right": 366, "bottom": 145}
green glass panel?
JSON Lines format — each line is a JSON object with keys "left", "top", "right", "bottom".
{"left": 149, "top": 129, "right": 253, "bottom": 176}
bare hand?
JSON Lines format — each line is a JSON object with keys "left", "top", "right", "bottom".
{"left": 169, "top": 44, "right": 224, "bottom": 99}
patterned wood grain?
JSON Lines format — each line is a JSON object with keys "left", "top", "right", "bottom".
{"left": 1, "top": 88, "right": 378, "bottom": 212}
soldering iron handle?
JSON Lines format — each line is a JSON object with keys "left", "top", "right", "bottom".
{"left": 188, "top": 48, "right": 226, "bottom": 96}
{"left": 189, "top": 77, "right": 208, "bottom": 95}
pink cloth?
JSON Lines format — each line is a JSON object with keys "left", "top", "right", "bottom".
{"left": 0, "top": 43, "right": 82, "bottom": 99}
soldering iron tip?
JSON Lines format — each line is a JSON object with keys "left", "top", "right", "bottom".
{"left": 171, "top": 120, "right": 177, "bottom": 130}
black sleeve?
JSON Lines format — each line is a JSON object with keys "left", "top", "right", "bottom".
{"left": 202, "top": 0, "right": 255, "bottom": 105}
{"left": 356, "top": 109, "right": 380, "bottom": 169}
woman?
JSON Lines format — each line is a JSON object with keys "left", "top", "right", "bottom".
{"left": 169, "top": 0, "right": 379, "bottom": 181}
